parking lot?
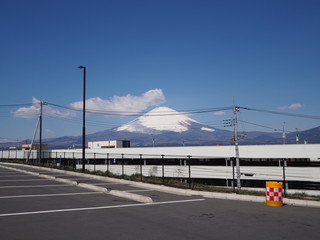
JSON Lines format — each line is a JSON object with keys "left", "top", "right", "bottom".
{"left": 0, "top": 163, "right": 319, "bottom": 240}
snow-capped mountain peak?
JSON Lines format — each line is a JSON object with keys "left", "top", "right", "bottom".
{"left": 116, "top": 106, "right": 214, "bottom": 133}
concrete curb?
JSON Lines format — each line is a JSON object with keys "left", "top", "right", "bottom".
{"left": 283, "top": 198, "right": 320, "bottom": 208}
{"left": 133, "top": 183, "right": 194, "bottom": 196}
{"left": 39, "top": 174, "right": 56, "bottom": 180}
{"left": 28, "top": 171, "right": 40, "bottom": 176}
{"left": 78, "top": 183, "right": 108, "bottom": 193}
{"left": 55, "top": 178, "right": 78, "bottom": 185}
{"left": 198, "top": 191, "right": 266, "bottom": 202}
{"left": 109, "top": 190, "right": 153, "bottom": 203}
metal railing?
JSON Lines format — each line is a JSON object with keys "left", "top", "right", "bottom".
{"left": 1, "top": 150, "right": 319, "bottom": 193}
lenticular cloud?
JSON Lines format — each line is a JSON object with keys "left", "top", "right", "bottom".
{"left": 70, "top": 89, "right": 166, "bottom": 115}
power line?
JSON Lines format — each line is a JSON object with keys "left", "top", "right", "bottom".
{"left": 45, "top": 116, "right": 122, "bottom": 129}
{"left": 44, "top": 112, "right": 229, "bottom": 130}
{"left": 2, "top": 101, "right": 319, "bottom": 119}
{"left": 240, "top": 106, "right": 320, "bottom": 120}
{"left": 2, "top": 101, "right": 319, "bottom": 135}
{"left": 238, "top": 120, "right": 301, "bottom": 134}
{"left": 239, "top": 120, "right": 281, "bottom": 131}
{"left": 0, "top": 103, "right": 33, "bottom": 108}
{"left": 47, "top": 102, "right": 233, "bottom": 117}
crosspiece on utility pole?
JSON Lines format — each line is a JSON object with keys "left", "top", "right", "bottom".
{"left": 223, "top": 119, "right": 233, "bottom": 127}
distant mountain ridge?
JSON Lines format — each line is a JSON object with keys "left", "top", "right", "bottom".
{"left": 1, "top": 107, "right": 320, "bottom": 149}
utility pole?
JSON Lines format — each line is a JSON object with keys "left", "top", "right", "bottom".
{"left": 39, "top": 101, "right": 48, "bottom": 165}
{"left": 233, "top": 103, "right": 241, "bottom": 190}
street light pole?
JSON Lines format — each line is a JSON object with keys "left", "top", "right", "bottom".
{"left": 78, "top": 66, "right": 86, "bottom": 172}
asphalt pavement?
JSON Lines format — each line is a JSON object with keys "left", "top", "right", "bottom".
{"left": 0, "top": 163, "right": 319, "bottom": 240}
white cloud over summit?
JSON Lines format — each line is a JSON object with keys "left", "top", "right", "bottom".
{"left": 13, "top": 89, "right": 166, "bottom": 119}
{"left": 70, "top": 89, "right": 166, "bottom": 114}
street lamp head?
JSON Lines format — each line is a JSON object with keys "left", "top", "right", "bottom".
{"left": 78, "top": 66, "right": 85, "bottom": 69}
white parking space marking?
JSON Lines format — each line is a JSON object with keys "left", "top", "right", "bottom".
{"left": 0, "top": 179, "right": 50, "bottom": 182}
{"left": 0, "top": 184, "right": 72, "bottom": 189}
{"left": 0, "top": 175, "right": 36, "bottom": 177}
{"left": 0, "top": 192, "right": 102, "bottom": 199}
{"left": 0, "top": 173, "right": 28, "bottom": 175}
{"left": 0, "top": 198, "right": 205, "bottom": 217}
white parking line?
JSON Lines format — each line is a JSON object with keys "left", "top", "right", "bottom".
{"left": 0, "top": 198, "right": 205, "bottom": 217}
{"left": 0, "top": 184, "right": 72, "bottom": 189}
{"left": 0, "top": 173, "right": 27, "bottom": 175}
{"left": 0, "top": 175, "right": 40, "bottom": 178}
{"left": 0, "top": 179, "right": 51, "bottom": 182}
{"left": 0, "top": 192, "right": 102, "bottom": 199}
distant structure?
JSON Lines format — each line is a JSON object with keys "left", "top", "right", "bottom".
{"left": 88, "top": 140, "right": 130, "bottom": 149}
{"left": 22, "top": 144, "right": 48, "bottom": 150}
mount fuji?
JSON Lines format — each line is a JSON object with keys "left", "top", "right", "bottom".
{"left": 84, "top": 106, "right": 234, "bottom": 147}
{"left": 1, "top": 106, "right": 234, "bottom": 149}
{"left": 116, "top": 107, "right": 216, "bottom": 134}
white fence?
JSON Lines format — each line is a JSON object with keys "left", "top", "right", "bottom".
{"left": 81, "top": 164, "right": 320, "bottom": 182}
{"left": 1, "top": 150, "right": 319, "bottom": 183}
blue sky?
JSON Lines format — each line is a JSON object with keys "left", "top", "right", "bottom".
{"left": 1, "top": 0, "right": 320, "bottom": 142}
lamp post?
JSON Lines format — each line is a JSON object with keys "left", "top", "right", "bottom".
{"left": 78, "top": 66, "right": 86, "bottom": 172}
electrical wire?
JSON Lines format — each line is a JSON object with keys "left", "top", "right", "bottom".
{"left": 239, "top": 120, "right": 281, "bottom": 131}
{"left": 0, "top": 103, "right": 33, "bottom": 107}
{"left": 2, "top": 101, "right": 319, "bottom": 136}
{"left": 43, "top": 113, "right": 126, "bottom": 129}
{"left": 238, "top": 120, "right": 301, "bottom": 134}
{"left": 239, "top": 106, "right": 320, "bottom": 120}
{"left": 47, "top": 102, "right": 233, "bottom": 117}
